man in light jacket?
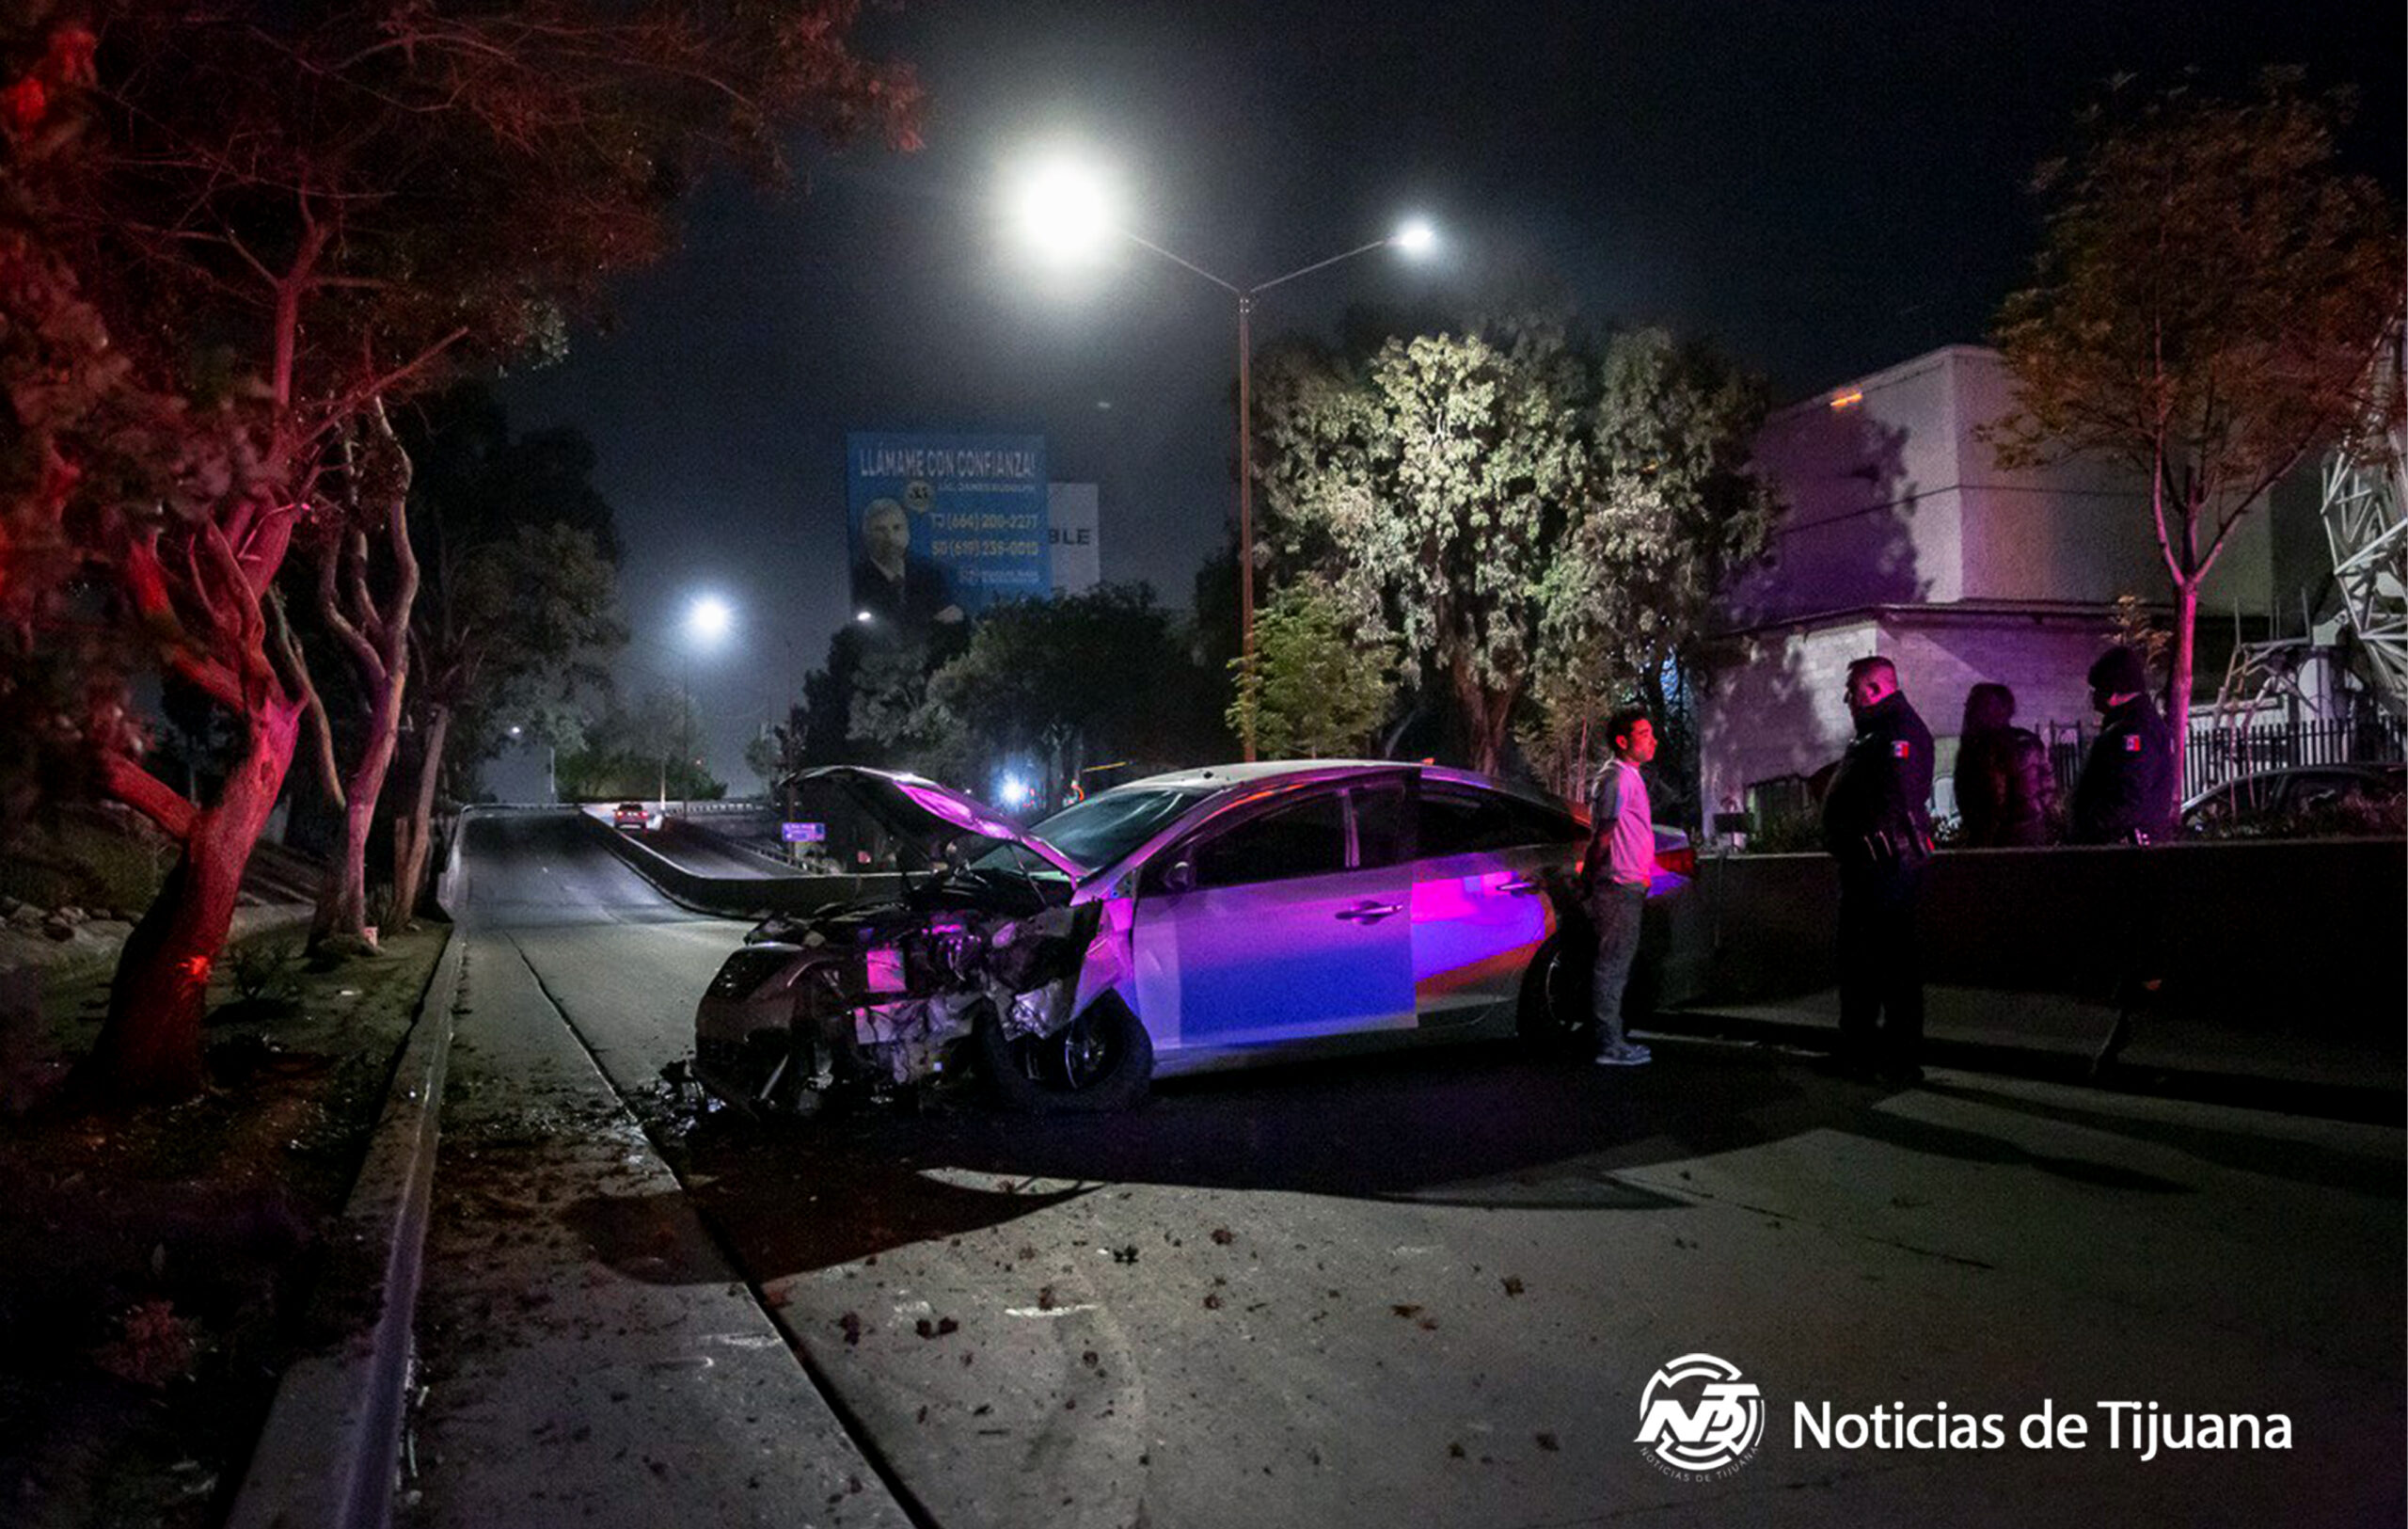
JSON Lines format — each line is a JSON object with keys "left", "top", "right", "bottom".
{"left": 1583, "top": 707, "right": 1659, "bottom": 1067}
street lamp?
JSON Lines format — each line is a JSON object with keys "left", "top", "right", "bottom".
{"left": 507, "top": 723, "right": 558, "bottom": 804}
{"left": 677, "top": 594, "right": 735, "bottom": 811}
{"left": 629, "top": 593, "right": 739, "bottom": 813}
{"left": 1013, "top": 156, "right": 1437, "bottom": 759}
{"left": 689, "top": 594, "right": 734, "bottom": 645}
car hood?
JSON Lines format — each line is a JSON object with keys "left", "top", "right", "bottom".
{"left": 785, "top": 765, "right": 1083, "bottom": 880}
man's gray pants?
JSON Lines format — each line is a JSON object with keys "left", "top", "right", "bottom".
{"left": 1587, "top": 883, "right": 1647, "bottom": 1054}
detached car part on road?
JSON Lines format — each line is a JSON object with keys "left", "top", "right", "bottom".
{"left": 692, "top": 763, "right": 1689, "bottom": 1115}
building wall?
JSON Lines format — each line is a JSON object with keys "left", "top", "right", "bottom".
{"left": 1728, "top": 349, "right": 1972, "bottom": 624}
{"left": 1729, "top": 344, "right": 2280, "bottom": 625}
{"left": 1701, "top": 343, "right": 2312, "bottom": 828}
{"left": 1698, "top": 610, "right": 2111, "bottom": 822}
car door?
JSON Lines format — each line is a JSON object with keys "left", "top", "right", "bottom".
{"left": 1132, "top": 784, "right": 1414, "bottom": 1050}
{"left": 1406, "top": 783, "right": 1581, "bottom": 1026}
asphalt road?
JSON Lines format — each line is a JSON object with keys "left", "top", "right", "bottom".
{"left": 420, "top": 808, "right": 2406, "bottom": 1529}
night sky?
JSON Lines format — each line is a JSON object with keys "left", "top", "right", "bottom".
{"left": 487, "top": 0, "right": 2404, "bottom": 790}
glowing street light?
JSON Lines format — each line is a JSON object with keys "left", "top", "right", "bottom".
{"left": 647, "top": 592, "right": 737, "bottom": 812}
{"left": 1015, "top": 157, "right": 1117, "bottom": 264}
{"left": 688, "top": 593, "right": 734, "bottom": 645}
{"left": 1011, "top": 155, "right": 1438, "bottom": 759}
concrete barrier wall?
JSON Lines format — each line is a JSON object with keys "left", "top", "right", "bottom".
{"left": 581, "top": 811, "right": 903, "bottom": 919}
{"left": 1661, "top": 838, "right": 2405, "bottom": 1044}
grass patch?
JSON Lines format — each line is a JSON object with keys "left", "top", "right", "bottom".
{"left": 0, "top": 807, "right": 176, "bottom": 917}
{"left": 0, "top": 922, "right": 448, "bottom": 1529}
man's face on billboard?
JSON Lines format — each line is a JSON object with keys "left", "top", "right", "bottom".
{"left": 863, "top": 501, "right": 910, "bottom": 564}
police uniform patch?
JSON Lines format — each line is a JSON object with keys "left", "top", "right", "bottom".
{"left": 1892, "top": 741, "right": 1911, "bottom": 758}
{"left": 2122, "top": 734, "right": 2141, "bottom": 753}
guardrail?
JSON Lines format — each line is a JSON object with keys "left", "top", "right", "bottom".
{"left": 581, "top": 812, "right": 902, "bottom": 919}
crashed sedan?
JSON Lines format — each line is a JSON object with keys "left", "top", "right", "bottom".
{"left": 692, "top": 762, "right": 1689, "bottom": 1114}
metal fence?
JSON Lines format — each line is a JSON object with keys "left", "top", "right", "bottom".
{"left": 2043, "top": 711, "right": 2406, "bottom": 798}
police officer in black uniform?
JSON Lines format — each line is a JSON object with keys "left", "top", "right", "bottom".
{"left": 2070, "top": 645, "right": 2178, "bottom": 1076}
{"left": 2069, "top": 645, "right": 2176, "bottom": 845}
{"left": 1820, "top": 656, "right": 1936, "bottom": 1085}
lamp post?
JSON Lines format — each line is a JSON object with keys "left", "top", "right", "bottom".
{"left": 506, "top": 724, "right": 558, "bottom": 804}
{"left": 680, "top": 595, "right": 734, "bottom": 812}
{"left": 1015, "top": 160, "right": 1435, "bottom": 759}
{"left": 628, "top": 593, "right": 736, "bottom": 814}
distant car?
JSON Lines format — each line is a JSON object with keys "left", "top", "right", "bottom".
{"left": 692, "top": 762, "right": 1690, "bottom": 1116}
{"left": 2179, "top": 763, "right": 2404, "bottom": 835}
{"left": 611, "top": 801, "right": 651, "bottom": 831}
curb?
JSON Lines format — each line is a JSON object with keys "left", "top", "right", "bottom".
{"left": 225, "top": 819, "right": 474, "bottom": 1529}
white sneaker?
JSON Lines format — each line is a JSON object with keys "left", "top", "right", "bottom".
{"left": 1594, "top": 1045, "right": 1652, "bottom": 1066}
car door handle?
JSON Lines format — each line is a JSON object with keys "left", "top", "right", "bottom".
{"left": 1337, "top": 900, "right": 1403, "bottom": 924}
{"left": 1500, "top": 877, "right": 1544, "bottom": 896}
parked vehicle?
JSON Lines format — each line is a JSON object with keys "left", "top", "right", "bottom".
{"left": 612, "top": 801, "right": 652, "bottom": 830}
{"left": 2178, "top": 763, "right": 2405, "bottom": 835}
{"left": 693, "top": 762, "right": 1688, "bottom": 1115}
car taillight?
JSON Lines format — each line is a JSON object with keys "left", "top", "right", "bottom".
{"left": 1657, "top": 845, "right": 1696, "bottom": 879}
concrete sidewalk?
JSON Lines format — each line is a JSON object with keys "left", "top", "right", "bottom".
{"left": 1651, "top": 984, "right": 2405, "bottom": 1118}
{"left": 396, "top": 925, "right": 913, "bottom": 1529}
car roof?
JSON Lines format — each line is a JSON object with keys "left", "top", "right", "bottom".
{"left": 2180, "top": 762, "right": 2402, "bottom": 812}
{"left": 1120, "top": 759, "right": 1564, "bottom": 803}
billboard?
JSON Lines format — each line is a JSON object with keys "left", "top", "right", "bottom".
{"left": 847, "top": 433, "right": 1049, "bottom": 633}
{"left": 1048, "top": 482, "right": 1100, "bottom": 596}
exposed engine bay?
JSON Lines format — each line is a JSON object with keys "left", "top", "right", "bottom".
{"left": 695, "top": 889, "right": 1106, "bottom": 1110}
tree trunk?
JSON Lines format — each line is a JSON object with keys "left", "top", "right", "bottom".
{"left": 2166, "top": 577, "right": 2199, "bottom": 798}
{"left": 388, "top": 702, "right": 452, "bottom": 930}
{"left": 1454, "top": 665, "right": 1519, "bottom": 776}
{"left": 312, "top": 407, "right": 420, "bottom": 949}
{"left": 89, "top": 700, "right": 300, "bottom": 1102}
{"left": 311, "top": 704, "right": 399, "bottom": 948}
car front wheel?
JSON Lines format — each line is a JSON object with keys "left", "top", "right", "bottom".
{"left": 979, "top": 995, "right": 1153, "bottom": 1113}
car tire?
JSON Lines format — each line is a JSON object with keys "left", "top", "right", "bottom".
{"left": 979, "top": 994, "right": 1153, "bottom": 1114}
{"left": 1518, "top": 934, "right": 1594, "bottom": 1058}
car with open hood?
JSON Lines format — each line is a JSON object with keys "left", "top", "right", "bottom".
{"left": 692, "top": 762, "right": 1690, "bottom": 1114}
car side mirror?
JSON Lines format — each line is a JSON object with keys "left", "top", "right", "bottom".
{"left": 1161, "top": 860, "right": 1196, "bottom": 895}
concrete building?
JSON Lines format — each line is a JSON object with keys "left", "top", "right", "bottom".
{"left": 1698, "top": 344, "right": 2314, "bottom": 827}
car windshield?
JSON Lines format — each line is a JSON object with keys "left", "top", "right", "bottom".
{"left": 965, "top": 787, "right": 1205, "bottom": 880}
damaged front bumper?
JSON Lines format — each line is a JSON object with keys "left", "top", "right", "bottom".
{"left": 690, "top": 900, "right": 1099, "bottom": 1113}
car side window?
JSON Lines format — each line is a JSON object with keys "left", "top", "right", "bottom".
{"left": 1188, "top": 791, "right": 1350, "bottom": 889}
{"left": 1416, "top": 788, "right": 1575, "bottom": 859}
{"left": 1350, "top": 782, "right": 1412, "bottom": 868}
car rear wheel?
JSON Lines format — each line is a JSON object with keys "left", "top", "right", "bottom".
{"left": 979, "top": 995, "right": 1153, "bottom": 1113}
{"left": 1517, "top": 934, "right": 1594, "bottom": 1057}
